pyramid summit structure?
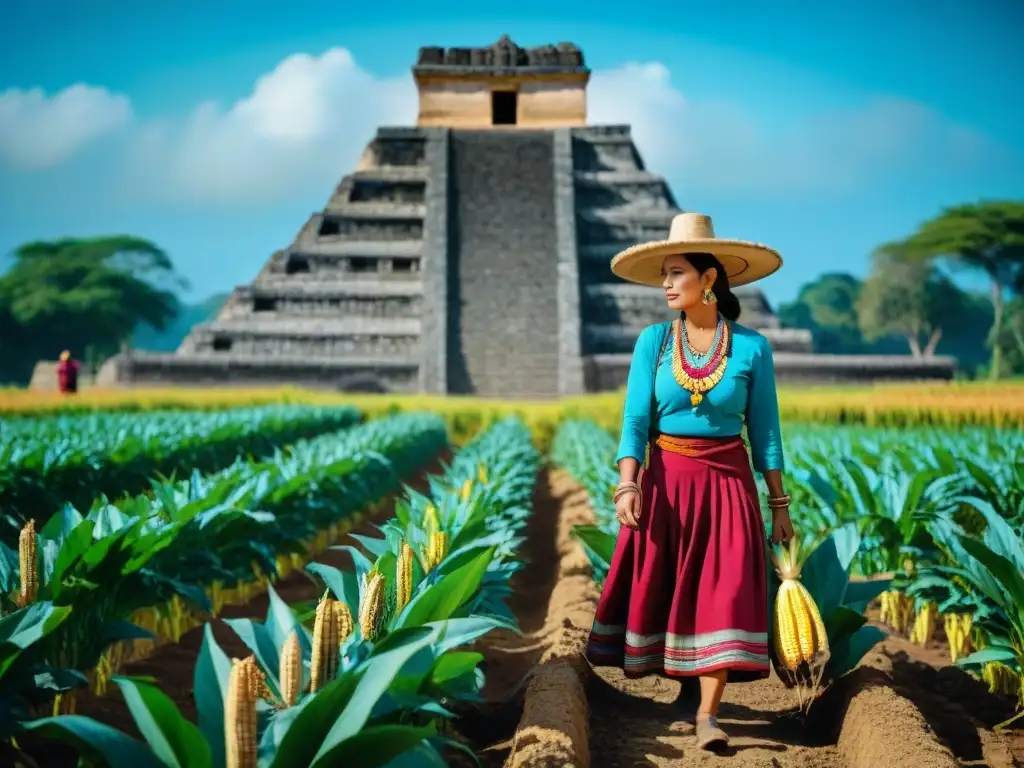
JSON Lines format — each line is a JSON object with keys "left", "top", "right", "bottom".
{"left": 100, "top": 36, "right": 954, "bottom": 394}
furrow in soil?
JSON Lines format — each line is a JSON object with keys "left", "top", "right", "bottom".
{"left": 454, "top": 466, "right": 581, "bottom": 767}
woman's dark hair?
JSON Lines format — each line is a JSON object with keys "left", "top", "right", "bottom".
{"left": 682, "top": 252, "right": 742, "bottom": 322}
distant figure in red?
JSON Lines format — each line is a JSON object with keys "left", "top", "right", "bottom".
{"left": 56, "top": 350, "right": 80, "bottom": 394}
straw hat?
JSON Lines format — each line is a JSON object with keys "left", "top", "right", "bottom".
{"left": 610, "top": 212, "right": 783, "bottom": 288}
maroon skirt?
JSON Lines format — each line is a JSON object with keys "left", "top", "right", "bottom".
{"left": 585, "top": 435, "right": 770, "bottom": 682}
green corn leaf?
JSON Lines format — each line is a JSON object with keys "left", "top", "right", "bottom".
{"left": 23, "top": 715, "right": 162, "bottom": 768}
{"left": 111, "top": 676, "right": 213, "bottom": 768}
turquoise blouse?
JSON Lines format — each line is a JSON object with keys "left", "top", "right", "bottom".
{"left": 616, "top": 320, "right": 785, "bottom": 473}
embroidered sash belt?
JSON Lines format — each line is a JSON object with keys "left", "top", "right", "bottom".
{"left": 653, "top": 434, "right": 744, "bottom": 457}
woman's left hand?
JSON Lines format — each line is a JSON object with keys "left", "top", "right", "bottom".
{"left": 771, "top": 507, "right": 796, "bottom": 544}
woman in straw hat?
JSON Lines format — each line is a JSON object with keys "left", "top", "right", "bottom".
{"left": 584, "top": 213, "right": 795, "bottom": 751}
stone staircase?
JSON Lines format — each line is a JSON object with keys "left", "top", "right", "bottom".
{"left": 161, "top": 128, "right": 439, "bottom": 393}
{"left": 447, "top": 129, "right": 562, "bottom": 398}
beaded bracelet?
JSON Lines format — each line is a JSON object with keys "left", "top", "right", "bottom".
{"left": 612, "top": 481, "right": 640, "bottom": 502}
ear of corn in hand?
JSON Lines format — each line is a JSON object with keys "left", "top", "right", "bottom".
{"left": 770, "top": 538, "right": 830, "bottom": 687}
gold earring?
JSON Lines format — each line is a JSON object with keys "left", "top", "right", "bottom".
{"left": 701, "top": 287, "right": 716, "bottom": 305}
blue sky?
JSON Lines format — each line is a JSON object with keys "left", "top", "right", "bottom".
{"left": 1, "top": 0, "right": 1021, "bottom": 306}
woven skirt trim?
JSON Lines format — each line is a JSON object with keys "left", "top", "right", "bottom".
{"left": 586, "top": 621, "right": 770, "bottom": 676}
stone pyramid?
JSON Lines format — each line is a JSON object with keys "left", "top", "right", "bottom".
{"left": 100, "top": 36, "right": 953, "bottom": 394}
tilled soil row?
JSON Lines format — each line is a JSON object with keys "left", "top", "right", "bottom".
{"left": 502, "top": 469, "right": 599, "bottom": 768}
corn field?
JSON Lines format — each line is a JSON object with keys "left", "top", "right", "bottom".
{"left": 1, "top": 398, "right": 1022, "bottom": 767}
{"left": 0, "top": 410, "right": 550, "bottom": 766}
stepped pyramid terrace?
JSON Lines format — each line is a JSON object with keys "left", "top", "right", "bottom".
{"left": 98, "top": 36, "right": 956, "bottom": 395}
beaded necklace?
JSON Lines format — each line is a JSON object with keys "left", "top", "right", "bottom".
{"left": 670, "top": 315, "right": 731, "bottom": 408}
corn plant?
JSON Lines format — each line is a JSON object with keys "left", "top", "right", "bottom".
{"left": 0, "top": 601, "right": 76, "bottom": 739}
{"left": 310, "top": 417, "right": 539, "bottom": 637}
{"left": 907, "top": 497, "right": 1024, "bottom": 724}
{"left": 551, "top": 420, "right": 620, "bottom": 585}
{"left": 1, "top": 508, "right": 181, "bottom": 672}
{"left": 23, "top": 622, "right": 474, "bottom": 767}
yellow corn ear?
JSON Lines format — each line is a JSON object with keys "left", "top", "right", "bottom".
{"left": 310, "top": 593, "right": 340, "bottom": 692}
{"left": 19, "top": 520, "right": 38, "bottom": 607}
{"left": 359, "top": 571, "right": 386, "bottom": 641}
{"left": 770, "top": 539, "right": 830, "bottom": 685}
{"left": 426, "top": 530, "right": 448, "bottom": 571}
{"left": 335, "top": 600, "right": 354, "bottom": 642}
{"left": 460, "top": 479, "right": 472, "bottom": 500}
{"left": 279, "top": 630, "right": 301, "bottom": 707}
{"left": 878, "top": 591, "right": 892, "bottom": 626}
{"left": 477, "top": 463, "right": 488, "bottom": 485}
{"left": 396, "top": 542, "right": 414, "bottom": 611}
{"left": 909, "top": 602, "right": 937, "bottom": 647}
{"left": 423, "top": 504, "right": 439, "bottom": 534}
{"left": 225, "top": 657, "right": 262, "bottom": 768}
{"left": 983, "top": 661, "right": 1019, "bottom": 698}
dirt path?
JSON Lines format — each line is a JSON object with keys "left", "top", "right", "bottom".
{"left": 587, "top": 618, "right": 1022, "bottom": 768}
{"left": 498, "top": 469, "right": 601, "bottom": 768}
{"left": 865, "top": 627, "right": 1022, "bottom": 768}
{"left": 587, "top": 611, "right": 1022, "bottom": 767}
{"left": 18, "top": 451, "right": 451, "bottom": 767}
{"left": 452, "top": 466, "right": 575, "bottom": 766}
{"left": 588, "top": 646, "right": 846, "bottom": 767}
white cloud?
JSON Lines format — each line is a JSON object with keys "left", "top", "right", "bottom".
{"left": 587, "top": 62, "right": 1003, "bottom": 195}
{"left": 2, "top": 50, "right": 1004, "bottom": 204}
{"left": 0, "top": 84, "right": 132, "bottom": 169}
{"left": 124, "top": 48, "right": 416, "bottom": 205}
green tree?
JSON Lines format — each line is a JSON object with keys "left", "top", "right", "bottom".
{"left": 777, "top": 273, "right": 869, "bottom": 353}
{"left": 857, "top": 250, "right": 974, "bottom": 358}
{"left": 0, "top": 236, "right": 184, "bottom": 384}
{"left": 882, "top": 201, "right": 1024, "bottom": 379}
{"left": 997, "top": 297, "right": 1024, "bottom": 376}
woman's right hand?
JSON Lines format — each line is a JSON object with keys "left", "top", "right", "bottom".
{"left": 615, "top": 490, "right": 640, "bottom": 529}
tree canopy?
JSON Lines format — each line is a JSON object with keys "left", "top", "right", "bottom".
{"left": 881, "top": 200, "right": 1024, "bottom": 378}
{"left": 857, "top": 250, "right": 980, "bottom": 358}
{"left": 777, "top": 273, "right": 868, "bottom": 354}
{"left": 0, "top": 236, "right": 184, "bottom": 385}
{"left": 778, "top": 270, "right": 994, "bottom": 373}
